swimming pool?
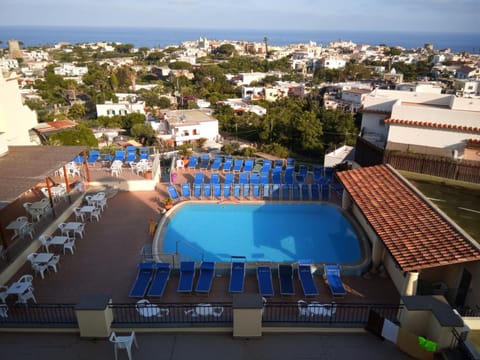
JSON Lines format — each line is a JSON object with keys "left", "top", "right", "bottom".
{"left": 161, "top": 203, "right": 362, "bottom": 263}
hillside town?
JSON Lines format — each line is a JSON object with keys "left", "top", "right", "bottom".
{"left": 1, "top": 34, "right": 480, "bottom": 360}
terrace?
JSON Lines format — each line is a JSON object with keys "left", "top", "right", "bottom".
{"left": 0, "top": 150, "right": 476, "bottom": 359}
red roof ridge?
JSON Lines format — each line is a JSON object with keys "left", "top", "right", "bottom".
{"left": 384, "top": 118, "right": 480, "bottom": 133}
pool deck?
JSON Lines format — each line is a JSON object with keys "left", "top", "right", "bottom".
{"left": 2, "top": 181, "right": 400, "bottom": 305}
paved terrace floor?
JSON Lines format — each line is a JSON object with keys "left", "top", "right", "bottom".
{"left": 0, "top": 332, "right": 416, "bottom": 360}
{"left": 2, "top": 181, "right": 400, "bottom": 305}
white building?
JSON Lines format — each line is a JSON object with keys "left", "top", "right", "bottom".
{"left": 341, "top": 88, "right": 372, "bottom": 112}
{"left": 160, "top": 109, "right": 219, "bottom": 146}
{"left": 54, "top": 64, "right": 88, "bottom": 77}
{"left": 0, "top": 72, "right": 38, "bottom": 150}
{"left": 360, "top": 89, "right": 480, "bottom": 159}
{"left": 0, "top": 58, "right": 19, "bottom": 71}
{"left": 323, "top": 58, "right": 347, "bottom": 70}
{"left": 96, "top": 100, "right": 146, "bottom": 118}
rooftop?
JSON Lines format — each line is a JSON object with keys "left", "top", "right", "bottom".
{"left": 337, "top": 164, "right": 480, "bottom": 271}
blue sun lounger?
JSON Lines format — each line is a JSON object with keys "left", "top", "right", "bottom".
{"left": 194, "top": 184, "right": 202, "bottom": 198}
{"left": 243, "top": 159, "right": 254, "bottom": 172}
{"left": 194, "top": 172, "right": 204, "bottom": 185}
{"left": 222, "top": 158, "right": 233, "bottom": 172}
{"left": 278, "top": 264, "right": 295, "bottom": 296}
{"left": 213, "top": 183, "right": 222, "bottom": 199}
{"left": 243, "top": 184, "right": 250, "bottom": 198}
{"left": 188, "top": 156, "right": 198, "bottom": 170}
{"left": 252, "top": 184, "right": 260, "bottom": 199}
{"left": 181, "top": 183, "right": 191, "bottom": 199}
{"left": 239, "top": 172, "right": 249, "bottom": 185}
{"left": 210, "top": 157, "right": 222, "bottom": 171}
{"left": 324, "top": 264, "right": 347, "bottom": 297}
{"left": 229, "top": 257, "right": 246, "bottom": 293}
{"left": 233, "top": 183, "right": 241, "bottom": 198}
{"left": 129, "top": 262, "right": 155, "bottom": 298}
{"left": 223, "top": 184, "right": 232, "bottom": 198}
{"left": 178, "top": 261, "right": 196, "bottom": 293}
{"left": 210, "top": 173, "right": 220, "bottom": 184}
{"left": 257, "top": 266, "right": 274, "bottom": 296}
{"left": 167, "top": 185, "right": 180, "bottom": 201}
{"left": 203, "top": 183, "right": 212, "bottom": 199}
{"left": 199, "top": 154, "right": 210, "bottom": 170}
{"left": 224, "top": 173, "right": 235, "bottom": 185}
{"left": 195, "top": 261, "right": 215, "bottom": 293}
{"left": 233, "top": 159, "right": 243, "bottom": 172}
{"left": 87, "top": 150, "right": 99, "bottom": 164}
{"left": 298, "top": 263, "right": 318, "bottom": 296}
{"left": 147, "top": 263, "right": 171, "bottom": 297}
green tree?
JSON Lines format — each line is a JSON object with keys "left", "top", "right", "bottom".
{"left": 131, "top": 123, "right": 155, "bottom": 145}
{"left": 260, "top": 143, "right": 289, "bottom": 158}
{"left": 68, "top": 103, "right": 87, "bottom": 120}
{"left": 47, "top": 125, "right": 98, "bottom": 146}
{"left": 168, "top": 61, "right": 193, "bottom": 71}
{"left": 214, "top": 44, "right": 237, "bottom": 58}
{"left": 158, "top": 96, "right": 171, "bottom": 109}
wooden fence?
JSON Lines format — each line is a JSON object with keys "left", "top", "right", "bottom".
{"left": 384, "top": 152, "right": 480, "bottom": 184}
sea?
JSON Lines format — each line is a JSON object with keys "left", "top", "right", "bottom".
{"left": 0, "top": 26, "right": 479, "bottom": 53}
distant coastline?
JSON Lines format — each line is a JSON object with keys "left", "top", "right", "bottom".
{"left": 0, "top": 26, "right": 479, "bottom": 53}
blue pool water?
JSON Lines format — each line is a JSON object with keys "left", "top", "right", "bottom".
{"left": 162, "top": 203, "right": 361, "bottom": 263}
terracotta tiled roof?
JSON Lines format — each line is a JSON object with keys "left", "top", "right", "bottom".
{"left": 337, "top": 165, "right": 480, "bottom": 271}
{"left": 385, "top": 118, "right": 480, "bottom": 133}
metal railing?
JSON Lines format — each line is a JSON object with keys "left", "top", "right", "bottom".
{"left": 262, "top": 302, "right": 403, "bottom": 327}
{"left": 0, "top": 301, "right": 403, "bottom": 329}
{"left": 451, "top": 328, "right": 476, "bottom": 360}
{"left": 0, "top": 304, "right": 77, "bottom": 327}
{"left": 111, "top": 302, "right": 232, "bottom": 325}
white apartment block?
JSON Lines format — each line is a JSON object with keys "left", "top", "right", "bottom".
{"left": 160, "top": 109, "right": 219, "bottom": 146}
{"left": 360, "top": 90, "right": 480, "bottom": 159}
{"left": 0, "top": 58, "right": 19, "bottom": 71}
{"left": 54, "top": 64, "right": 88, "bottom": 77}
{"left": 0, "top": 72, "right": 38, "bottom": 149}
{"left": 323, "top": 58, "right": 346, "bottom": 70}
{"left": 96, "top": 100, "right": 146, "bottom": 118}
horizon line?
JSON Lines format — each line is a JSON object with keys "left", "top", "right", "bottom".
{"left": 0, "top": 25, "right": 478, "bottom": 35}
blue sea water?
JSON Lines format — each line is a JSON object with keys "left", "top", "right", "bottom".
{"left": 0, "top": 26, "right": 479, "bottom": 53}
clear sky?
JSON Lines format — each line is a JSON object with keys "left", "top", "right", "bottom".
{"left": 1, "top": 0, "right": 479, "bottom": 32}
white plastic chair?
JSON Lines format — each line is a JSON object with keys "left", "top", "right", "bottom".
{"left": 0, "top": 304, "right": 8, "bottom": 318}
{"left": 18, "top": 274, "right": 33, "bottom": 285}
{"left": 32, "top": 262, "right": 48, "bottom": 279}
{"left": 15, "top": 287, "right": 36, "bottom": 305}
{"left": 38, "top": 235, "right": 52, "bottom": 252}
{"left": 63, "top": 238, "right": 76, "bottom": 255}
{"left": 74, "top": 223, "right": 85, "bottom": 239}
{"left": 90, "top": 208, "right": 101, "bottom": 222}
{"left": 73, "top": 207, "right": 85, "bottom": 222}
{"left": 184, "top": 303, "right": 224, "bottom": 317}
{"left": 47, "top": 255, "right": 60, "bottom": 273}
{"left": 109, "top": 331, "right": 138, "bottom": 360}
{"left": 27, "top": 253, "right": 38, "bottom": 264}
{"left": 0, "top": 285, "right": 8, "bottom": 303}
{"left": 136, "top": 299, "right": 169, "bottom": 317}
{"left": 58, "top": 223, "right": 68, "bottom": 236}
{"left": 97, "top": 198, "right": 108, "bottom": 212}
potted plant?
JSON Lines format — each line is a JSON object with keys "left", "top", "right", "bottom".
{"left": 163, "top": 197, "right": 173, "bottom": 210}
{"left": 177, "top": 144, "right": 193, "bottom": 167}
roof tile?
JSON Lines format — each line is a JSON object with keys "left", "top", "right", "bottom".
{"left": 337, "top": 165, "right": 480, "bottom": 271}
